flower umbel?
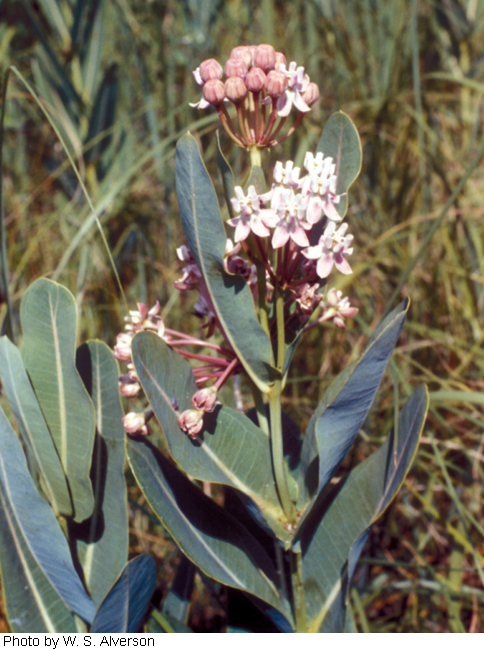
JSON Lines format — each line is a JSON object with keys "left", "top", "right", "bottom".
{"left": 189, "top": 45, "right": 319, "bottom": 149}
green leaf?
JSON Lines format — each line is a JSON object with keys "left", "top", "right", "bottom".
{"left": 0, "top": 408, "right": 96, "bottom": 627}
{"left": 175, "top": 133, "right": 277, "bottom": 393}
{"left": 315, "top": 111, "right": 362, "bottom": 219}
{"left": 216, "top": 130, "right": 235, "bottom": 221}
{"left": 0, "top": 336, "right": 72, "bottom": 517}
{"left": 131, "top": 332, "right": 290, "bottom": 547}
{"left": 20, "top": 278, "right": 95, "bottom": 522}
{"left": 127, "top": 435, "right": 293, "bottom": 628}
{"left": 69, "top": 341, "right": 129, "bottom": 607}
{"left": 162, "top": 554, "right": 195, "bottom": 625}
{"left": 91, "top": 555, "right": 156, "bottom": 633}
{"left": 297, "top": 299, "right": 409, "bottom": 519}
{"left": 147, "top": 610, "right": 194, "bottom": 633}
{"left": 300, "top": 386, "right": 428, "bottom": 632}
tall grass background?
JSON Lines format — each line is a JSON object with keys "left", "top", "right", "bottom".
{"left": 1, "top": 0, "right": 484, "bottom": 632}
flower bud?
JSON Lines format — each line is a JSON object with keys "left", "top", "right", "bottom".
{"left": 191, "top": 386, "right": 217, "bottom": 413}
{"left": 122, "top": 411, "right": 148, "bottom": 435}
{"left": 119, "top": 374, "right": 141, "bottom": 398}
{"left": 224, "top": 57, "right": 248, "bottom": 78}
{"left": 198, "top": 58, "right": 223, "bottom": 82}
{"left": 225, "top": 76, "right": 248, "bottom": 103}
{"left": 245, "top": 67, "right": 266, "bottom": 92}
{"left": 113, "top": 332, "right": 133, "bottom": 363}
{"left": 247, "top": 45, "right": 258, "bottom": 65}
{"left": 275, "top": 52, "right": 286, "bottom": 69}
{"left": 254, "top": 44, "right": 276, "bottom": 71}
{"left": 178, "top": 409, "right": 204, "bottom": 439}
{"left": 265, "top": 70, "right": 287, "bottom": 98}
{"left": 302, "top": 82, "right": 319, "bottom": 107}
{"left": 202, "top": 79, "right": 226, "bottom": 106}
{"left": 230, "top": 46, "right": 252, "bottom": 67}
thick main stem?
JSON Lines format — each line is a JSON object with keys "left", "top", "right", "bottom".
{"left": 268, "top": 285, "right": 295, "bottom": 521}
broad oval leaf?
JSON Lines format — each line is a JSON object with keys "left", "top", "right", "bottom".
{"left": 0, "top": 336, "right": 72, "bottom": 517}
{"left": 315, "top": 111, "right": 362, "bottom": 219}
{"left": 20, "top": 278, "right": 95, "bottom": 522}
{"left": 0, "top": 408, "right": 96, "bottom": 626}
{"left": 91, "top": 555, "right": 156, "bottom": 633}
{"left": 131, "top": 332, "right": 290, "bottom": 547}
{"left": 300, "top": 386, "right": 428, "bottom": 632}
{"left": 127, "top": 435, "right": 293, "bottom": 628}
{"left": 69, "top": 341, "right": 129, "bottom": 607}
{"left": 297, "top": 298, "right": 409, "bottom": 523}
{"left": 175, "top": 133, "right": 277, "bottom": 393}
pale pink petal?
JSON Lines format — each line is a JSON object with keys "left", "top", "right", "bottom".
{"left": 272, "top": 227, "right": 290, "bottom": 248}
{"left": 334, "top": 255, "right": 353, "bottom": 275}
{"left": 291, "top": 226, "right": 309, "bottom": 247}
{"left": 292, "top": 91, "right": 311, "bottom": 113}
{"left": 322, "top": 200, "right": 342, "bottom": 222}
{"left": 276, "top": 91, "right": 293, "bottom": 117}
{"left": 316, "top": 255, "right": 334, "bottom": 278}
{"left": 301, "top": 244, "right": 323, "bottom": 260}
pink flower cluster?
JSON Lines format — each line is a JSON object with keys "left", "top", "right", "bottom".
{"left": 190, "top": 45, "right": 319, "bottom": 148}
{"left": 113, "top": 302, "right": 168, "bottom": 436}
{"left": 228, "top": 151, "right": 354, "bottom": 280}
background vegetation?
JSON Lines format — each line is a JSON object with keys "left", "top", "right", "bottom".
{"left": 1, "top": 0, "right": 484, "bottom": 632}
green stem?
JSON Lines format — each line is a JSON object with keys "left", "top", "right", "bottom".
{"left": 268, "top": 284, "right": 295, "bottom": 521}
{"left": 256, "top": 262, "right": 270, "bottom": 337}
{"left": 249, "top": 145, "right": 262, "bottom": 167}
{"left": 249, "top": 379, "right": 270, "bottom": 437}
{"left": 291, "top": 551, "right": 308, "bottom": 632}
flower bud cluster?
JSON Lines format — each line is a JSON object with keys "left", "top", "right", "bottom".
{"left": 190, "top": 45, "right": 319, "bottom": 148}
{"left": 177, "top": 386, "right": 218, "bottom": 440}
{"left": 113, "top": 302, "right": 168, "bottom": 436}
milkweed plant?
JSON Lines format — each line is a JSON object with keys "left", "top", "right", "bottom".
{"left": 0, "top": 45, "right": 428, "bottom": 633}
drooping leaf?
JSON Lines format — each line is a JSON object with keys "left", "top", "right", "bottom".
{"left": 69, "top": 341, "right": 128, "bottom": 607}
{"left": 131, "top": 332, "right": 290, "bottom": 547}
{"left": 300, "top": 386, "right": 428, "bottom": 632}
{"left": 315, "top": 111, "right": 362, "bottom": 219}
{"left": 0, "top": 336, "right": 72, "bottom": 517}
{"left": 297, "top": 299, "right": 409, "bottom": 522}
{"left": 126, "top": 435, "right": 293, "bottom": 628}
{"left": 20, "top": 278, "right": 95, "bottom": 523}
{"left": 0, "top": 408, "right": 96, "bottom": 627}
{"left": 175, "top": 133, "right": 277, "bottom": 393}
{"left": 91, "top": 555, "right": 156, "bottom": 633}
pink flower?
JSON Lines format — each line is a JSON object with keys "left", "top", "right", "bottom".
{"left": 189, "top": 67, "right": 211, "bottom": 110}
{"left": 269, "top": 188, "right": 311, "bottom": 248}
{"left": 119, "top": 374, "right": 141, "bottom": 398}
{"left": 114, "top": 332, "right": 133, "bottom": 363}
{"left": 194, "top": 295, "right": 217, "bottom": 337}
{"left": 227, "top": 186, "right": 271, "bottom": 241}
{"left": 191, "top": 386, "right": 218, "bottom": 413}
{"left": 174, "top": 245, "right": 201, "bottom": 290}
{"left": 273, "top": 160, "right": 301, "bottom": 189}
{"left": 302, "top": 155, "right": 341, "bottom": 224}
{"left": 178, "top": 409, "right": 204, "bottom": 439}
{"left": 293, "top": 282, "right": 323, "bottom": 314}
{"left": 302, "top": 221, "right": 354, "bottom": 278}
{"left": 122, "top": 412, "right": 149, "bottom": 436}
{"left": 276, "top": 62, "right": 311, "bottom": 117}
{"left": 320, "top": 288, "right": 358, "bottom": 329}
